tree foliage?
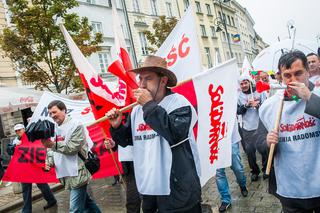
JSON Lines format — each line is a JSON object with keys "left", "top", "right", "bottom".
{"left": 0, "top": 0, "right": 103, "bottom": 93}
{"left": 144, "top": 16, "right": 178, "bottom": 53}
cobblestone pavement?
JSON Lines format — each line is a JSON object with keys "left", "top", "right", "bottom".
{"left": 2, "top": 149, "right": 283, "bottom": 213}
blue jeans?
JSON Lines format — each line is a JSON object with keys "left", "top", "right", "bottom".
{"left": 216, "top": 142, "right": 247, "bottom": 204}
{"left": 69, "top": 184, "right": 101, "bottom": 213}
{"left": 21, "top": 183, "right": 56, "bottom": 213}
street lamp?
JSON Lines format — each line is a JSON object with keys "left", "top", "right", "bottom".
{"left": 286, "top": 20, "right": 295, "bottom": 39}
{"left": 214, "top": 0, "right": 233, "bottom": 58}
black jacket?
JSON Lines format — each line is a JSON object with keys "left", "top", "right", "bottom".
{"left": 110, "top": 93, "right": 201, "bottom": 212}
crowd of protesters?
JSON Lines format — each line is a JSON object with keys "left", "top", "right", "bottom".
{"left": 0, "top": 50, "right": 319, "bottom": 213}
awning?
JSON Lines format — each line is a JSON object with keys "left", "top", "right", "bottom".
{"left": 0, "top": 87, "right": 43, "bottom": 114}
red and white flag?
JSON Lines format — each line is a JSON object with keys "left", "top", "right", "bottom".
{"left": 193, "top": 59, "right": 239, "bottom": 185}
{"left": 3, "top": 92, "right": 121, "bottom": 182}
{"left": 156, "top": 6, "right": 202, "bottom": 81}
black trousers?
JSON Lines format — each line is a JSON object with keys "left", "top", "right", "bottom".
{"left": 123, "top": 162, "right": 142, "bottom": 213}
{"left": 142, "top": 195, "right": 202, "bottom": 213}
{"left": 21, "top": 183, "right": 56, "bottom": 213}
{"left": 242, "top": 129, "right": 268, "bottom": 174}
{"left": 280, "top": 198, "right": 320, "bottom": 213}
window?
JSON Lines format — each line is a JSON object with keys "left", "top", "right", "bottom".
{"left": 210, "top": 26, "right": 216, "bottom": 37}
{"left": 86, "top": 0, "right": 96, "bottom": 4}
{"left": 121, "top": 24, "right": 128, "bottom": 39}
{"left": 231, "top": 17, "right": 235, "bottom": 26}
{"left": 200, "top": 25, "right": 207, "bottom": 37}
{"left": 218, "top": 11, "right": 222, "bottom": 20}
{"left": 226, "top": 32, "right": 230, "bottom": 41}
{"left": 195, "top": 1, "right": 201, "bottom": 13}
{"left": 133, "top": 0, "right": 140, "bottom": 12}
{"left": 205, "top": 47, "right": 213, "bottom": 68}
{"left": 115, "top": 0, "right": 122, "bottom": 8}
{"left": 222, "top": 32, "right": 226, "bottom": 41}
{"left": 91, "top": 22, "right": 103, "bottom": 34}
{"left": 98, "top": 51, "right": 111, "bottom": 73}
{"left": 206, "top": 4, "right": 212, "bottom": 15}
{"left": 150, "top": 0, "right": 158, "bottom": 15}
{"left": 139, "top": 32, "right": 148, "bottom": 55}
{"left": 184, "top": 0, "right": 189, "bottom": 10}
{"left": 166, "top": 2, "right": 173, "bottom": 17}
{"left": 227, "top": 15, "right": 231, "bottom": 25}
{"left": 222, "top": 13, "right": 226, "bottom": 22}
{"left": 215, "top": 48, "right": 222, "bottom": 64}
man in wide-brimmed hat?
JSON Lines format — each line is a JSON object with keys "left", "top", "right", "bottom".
{"left": 106, "top": 55, "right": 202, "bottom": 212}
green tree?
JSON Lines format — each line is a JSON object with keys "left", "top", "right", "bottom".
{"left": 144, "top": 15, "right": 178, "bottom": 53}
{"left": 0, "top": 0, "right": 103, "bottom": 94}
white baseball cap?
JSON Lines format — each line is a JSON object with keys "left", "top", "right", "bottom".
{"left": 14, "top": 124, "right": 25, "bottom": 131}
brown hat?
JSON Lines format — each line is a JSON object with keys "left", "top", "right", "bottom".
{"left": 129, "top": 55, "right": 177, "bottom": 87}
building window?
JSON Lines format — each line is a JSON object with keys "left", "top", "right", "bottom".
{"left": 218, "top": 11, "right": 222, "bottom": 20}
{"left": 227, "top": 15, "right": 231, "bottom": 25}
{"left": 139, "top": 32, "right": 148, "bottom": 55}
{"left": 133, "top": 0, "right": 140, "bottom": 12}
{"left": 231, "top": 17, "right": 235, "bottom": 26}
{"left": 166, "top": 2, "right": 173, "bottom": 17}
{"left": 91, "top": 22, "right": 103, "bottom": 34}
{"left": 222, "top": 32, "right": 226, "bottom": 41}
{"left": 200, "top": 25, "right": 207, "bottom": 37}
{"left": 215, "top": 48, "right": 222, "bottom": 64}
{"left": 205, "top": 4, "right": 212, "bottom": 15}
{"left": 222, "top": 13, "right": 226, "bottom": 22}
{"left": 184, "top": 0, "right": 189, "bottom": 10}
{"left": 226, "top": 32, "right": 230, "bottom": 41}
{"left": 121, "top": 24, "right": 128, "bottom": 39}
{"left": 86, "top": 0, "right": 96, "bottom": 4}
{"left": 150, "top": 0, "right": 158, "bottom": 15}
{"left": 205, "top": 47, "right": 213, "bottom": 68}
{"left": 195, "top": 1, "right": 201, "bottom": 13}
{"left": 210, "top": 26, "right": 216, "bottom": 37}
{"left": 98, "top": 51, "right": 111, "bottom": 73}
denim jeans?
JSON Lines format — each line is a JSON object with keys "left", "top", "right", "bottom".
{"left": 21, "top": 183, "right": 56, "bottom": 213}
{"left": 216, "top": 142, "right": 247, "bottom": 204}
{"left": 69, "top": 184, "right": 101, "bottom": 213}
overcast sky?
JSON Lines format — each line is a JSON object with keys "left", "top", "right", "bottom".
{"left": 235, "top": 0, "right": 320, "bottom": 45}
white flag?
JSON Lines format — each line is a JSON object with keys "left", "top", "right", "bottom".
{"left": 241, "top": 56, "right": 253, "bottom": 77}
{"left": 156, "top": 6, "right": 202, "bottom": 81}
{"left": 193, "top": 59, "right": 239, "bottom": 185}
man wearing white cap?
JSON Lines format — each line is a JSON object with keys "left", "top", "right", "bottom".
{"left": 7, "top": 123, "right": 57, "bottom": 213}
{"left": 237, "top": 75, "right": 268, "bottom": 181}
{"left": 106, "top": 55, "right": 202, "bottom": 212}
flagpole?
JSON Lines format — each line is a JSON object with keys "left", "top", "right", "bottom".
{"left": 87, "top": 78, "right": 193, "bottom": 127}
{"left": 101, "top": 130, "right": 126, "bottom": 191}
{"left": 265, "top": 95, "right": 284, "bottom": 175}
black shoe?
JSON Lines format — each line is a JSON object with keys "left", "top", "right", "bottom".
{"left": 251, "top": 173, "right": 259, "bottom": 182}
{"left": 218, "top": 202, "right": 231, "bottom": 212}
{"left": 43, "top": 200, "right": 57, "bottom": 210}
{"left": 263, "top": 173, "right": 269, "bottom": 180}
{"left": 240, "top": 186, "right": 248, "bottom": 197}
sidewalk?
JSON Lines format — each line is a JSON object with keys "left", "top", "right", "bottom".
{"left": 0, "top": 182, "right": 63, "bottom": 212}
{"left": 0, "top": 150, "right": 283, "bottom": 213}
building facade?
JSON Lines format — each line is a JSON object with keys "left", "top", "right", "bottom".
{"left": 0, "top": 0, "right": 17, "bottom": 86}
{"left": 71, "top": 0, "right": 136, "bottom": 81}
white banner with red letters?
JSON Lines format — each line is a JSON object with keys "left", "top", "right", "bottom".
{"left": 193, "top": 59, "right": 239, "bottom": 185}
{"left": 156, "top": 6, "right": 202, "bottom": 81}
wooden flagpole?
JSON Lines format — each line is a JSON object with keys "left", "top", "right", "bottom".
{"left": 87, "top": 77, "right": 193, "bottom": 127}
{"left": 265, "top": 95, "right": 284, "bottom": 175}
